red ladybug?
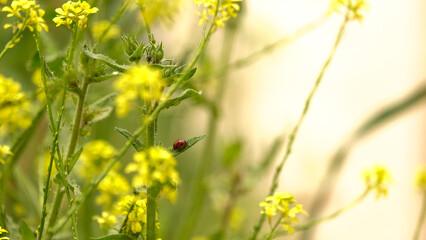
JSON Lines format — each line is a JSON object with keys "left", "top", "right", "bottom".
{"left": 173, "top": 139, "right": 187, "bottom": 150}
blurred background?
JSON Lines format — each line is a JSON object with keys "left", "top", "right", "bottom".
{"left": 0, "top": 0, "right": 425, "bottom": 239}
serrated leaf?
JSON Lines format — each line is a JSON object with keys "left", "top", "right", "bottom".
{"left": 91, "top": 233, "right": 136, "bottom": 240}
{"left": 21, "top": 221, "right": 35, "bottom": 240}
{"left": 166, "top": 135, "right": 206, "bottom": 156}
{"left": 159, "top": 89, "right": 201, "bottom": 111}
{"left": 115, "top": 127, "right": 144, "bottom": 151}
{"left": 83, "top": 46, "right": 129, "bottom": 72}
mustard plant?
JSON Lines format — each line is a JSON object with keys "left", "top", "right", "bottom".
{"left": 0, "top": 0, "right": 424, "bottom": 240}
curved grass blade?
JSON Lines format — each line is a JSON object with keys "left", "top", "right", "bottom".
{"left": 91, "top": 233, "right": 136, "bottom": 240}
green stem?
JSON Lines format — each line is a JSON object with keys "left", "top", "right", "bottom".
{"left": 96, "top": 0, "right": 130, "bottom": 43}
{"left": 213, "top": 14, "right": 329, "bottom": 79}
{"left": 412, "top": 193, "right": 426, "bottom": 240}
{"left": 44, "top": 26, "right": 80, "bottom": 240}
{"left": 66, "top": 79, "right": 89, "bottom": 170}
{"left": 0, "top": 27, "right": 25, "bottom": 60}
{"left": 294, "top": 188, "right": 369, "bottom": 233}
{"left": 33, "top": 31, "right": 56, "bottom": 129}
{"left": 145, "top": 119, "right": 157, "bottom": 240}
{"left": 265, "top": 216, "right": 284, "bottom": 240}
{"left": 138, "top": 0, "right": 153, "bottom": 43}
{"left": 249, "top": 11, "right": 350, "bottom": 240}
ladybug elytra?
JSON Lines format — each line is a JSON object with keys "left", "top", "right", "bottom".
{"left": 173, "top": 139, "right": 187, "bottom": 150}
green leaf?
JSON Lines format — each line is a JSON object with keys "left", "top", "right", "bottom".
{"left": 20, "top": 221, "right": 35, "bottom": 240}
{"left": 69, "top": 147, "right": 83, "bottom": 171}
{"left": 83, "top": 46, "right": 129, "bottom": 72}
{"left": 169, "top": 67, "right": 196, "bottom": 83}
{"left": 115, "top": 127, "right": 144, "bottom": 151}
{"left": 85, "top": 93, "right": 116, "bottom": 124}
{"left": 91, "top": 233, "right": 136, "bottom": 240}
{"left": 166, "top": 135, "right": 206, "bottom": 157}
{"left": 222, "top": 140, "right": 243, "bottom": 166}
{"left": 159, "top": 89, "right": 202, "bottom": 111}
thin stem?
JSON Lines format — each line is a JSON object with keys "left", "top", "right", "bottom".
{"left": 96, "top": 0, "right": 130, "bottom": 43}
{"left": 265, "top": 216, "right": 284, "bottom": 240}
{"left": 138, "top": 0, "right": 153, "bottom": 43}
{"left": 145, "top": 119, "right": 157, "bottom": 240}
{"left": 33, "top": 31, "right": 56, "bottom": 129}
{"left": 0, "top": 27, "right": 25, "bottom": 60}
{"left": 249, "top": 11, "right": 351, "bottom": 240}
{"left": 294, "top": 188, "right": 369, "bottom": 233}
{"left": 412, "top": 193, "right": 426, "bottom": 240}
{"left": 44, "top": 25, "right": 80, "bottom": 240}
{"left": 213, "top": 14, "right": 329, "bottom": 78}
{"left": 66, "top": 79, "right": 89, "bottom": 169}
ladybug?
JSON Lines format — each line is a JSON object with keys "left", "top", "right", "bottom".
{"left": 173, "top": 139, "right": 188, "bottom": 150}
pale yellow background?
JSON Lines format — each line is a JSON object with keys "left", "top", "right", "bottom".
{"left": 163, "top": 0, "right": 426, "bottom": 239}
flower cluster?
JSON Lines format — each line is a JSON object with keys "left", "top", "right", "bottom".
{"left": 53, "top": 0, "right": 99, "bottom": 29}
{"left": 126, "top": 146, "right": 180, "bottom": 202}
{"left": 194, "top": 0, "right": 242, "bottom": 27}
{"left": 118, "top": 194, "right": 148, "bottom": 234}
{"left": 114, "top": 65, "right": 166, "bottom": 117}
{"left": 363, "top": 164, "right": 393, "bottom": 199}
{"left": 0, "top": 225, "right": 8, "bottom": 240}
{"left": 2, "top": 0, "right": 48, "bottom": 33}
{"left": 259, "top": 192, "right": 307, "bottom": 235}
{"left": 77, "top": 140, "right": 116, "bottom": 179}
{"left": 96, "top": 170, "right": 131, "bottom": 209}
{"left": 0, "top": 74, "right": 31, "bottom": 135}
{"left": 415, "top": 166, "right": 426, "bottom": 192}
{"left": 138, "top": 0, "right": 183, "bottom": 25}
{"left": 330, "top": 0, "right": 369, "bottom": 21}
{"left": 0, "top": 145, "right": 12, "bottom": 164}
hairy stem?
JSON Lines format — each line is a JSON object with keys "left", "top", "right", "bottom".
{"left": 249, "top": 11, "right": 350, "bottom": 240}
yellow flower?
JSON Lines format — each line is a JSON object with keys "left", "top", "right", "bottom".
{"left": 2, "top": 0, "right": 48, "bottom": 32}
{"left": 0, "top": 225, "right": 8, "bottom": 240}
{"left": 52, "top": 0, "right": 99, "bottom": 29}
{"left": 96, "top": 170, "right": 131, "bottom": 209}
{"left": 0, "top": 0, "right": 8, "bottom": 5}
{"left": 0, "top": 145, "right": 12, "bottom": 164}
{"left": 363, "top": 164, "right": 393, "bottom": 199}
{"left": 93, "top": 211, "right": 117, "bottom": 230}
{"left": 125, "top": 146, "right": 180, "bottom": 202}
{"left": 91, "top": 20, "right": 121, "bottom": 41}
{"left": 118, "top": 195, "right": 148, "bottom": 234}
{"left": 138, "top": 0, "right": 183, "bottom": 25}
{"left": 0, "top": 74, "right": 31, "bottom": 136}
{"left": 77, "top": 140, "right": 116, "bottom": 179}
{"left": 415, "top": 166, "right": 426, "bottom": 192}
{"left": 194, "top": 0, "right": 242, "bottom": 27}
{"left": 114, "top": 65, "right": 166, "bottom": 117}
{"left": 259, "top": 192, "right": 307, "bottom": 235}
{"left": 329, "top": 0, "right": 369, "bottom": 21}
